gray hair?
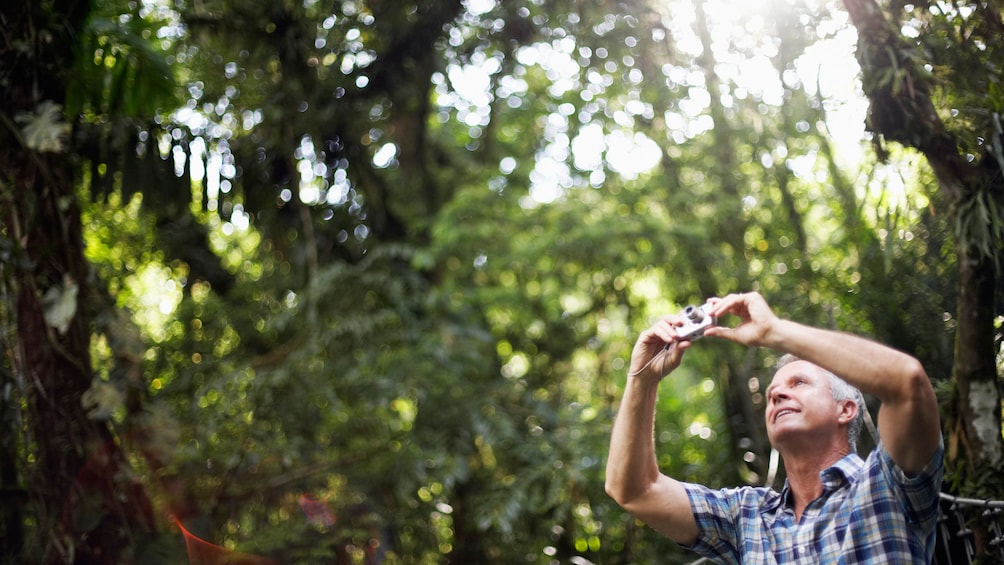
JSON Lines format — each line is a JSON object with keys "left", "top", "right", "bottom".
{"left": 775, "top": 354, "right": 865, "bottom": 452}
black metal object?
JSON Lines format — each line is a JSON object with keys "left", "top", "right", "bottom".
{"left": 934, "top": 493, "right": 1004, "bottom": 565}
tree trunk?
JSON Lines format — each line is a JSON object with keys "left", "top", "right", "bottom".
{"left": 4, "top": 114, "right": 157, "bottom": 565}
{"left": 950, "top": 250, "right": 1001, "bottom": 471}
{"left": 692, "top": 0, "right": 770, "bottom": 483}
{"left": 0, "top": 355, "right": 26, "bottom": 560}
{"left": 448, "top": 481, "right": 488, "bottom": 564}
{"left": 0, "top": 1, "right": 156, "bottom": 562}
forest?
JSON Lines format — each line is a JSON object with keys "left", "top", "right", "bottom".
{"left": 1, "top": 0, "right": 1002, "bottom": 563}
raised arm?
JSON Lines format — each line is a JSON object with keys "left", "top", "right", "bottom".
{"left": 704, "top": 292, "right": 941, "bottom": 475}
{"left": 605, "top": 315, "right": 699, "bottom": 545}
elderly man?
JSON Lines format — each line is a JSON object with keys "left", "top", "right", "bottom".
{"left": 605, "top": 292, "right": 943, "bottom": 563}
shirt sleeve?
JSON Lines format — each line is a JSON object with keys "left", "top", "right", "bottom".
{"left": 876, "top": 436, "right": 944, "bottom": 525}
{"left": 680, "top": 482, "right": 762, "bottom": 565}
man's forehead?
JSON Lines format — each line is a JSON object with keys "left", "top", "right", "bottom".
{"left": 768, "top": 360, "right": 827, "bottom": 387}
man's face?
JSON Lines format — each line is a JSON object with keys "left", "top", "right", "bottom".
{"left": 764, "top": 360, "right": 844, "bottom": 447}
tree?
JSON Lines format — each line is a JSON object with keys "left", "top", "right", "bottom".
{"left": 839, "top": 0, "right": 1004, "bottom": 554}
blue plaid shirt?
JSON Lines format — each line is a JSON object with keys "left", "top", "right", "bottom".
{"left": 682, "top": 441, "right": 944, "bottom": 564}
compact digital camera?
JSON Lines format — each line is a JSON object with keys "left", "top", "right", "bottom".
{"left": 677, "top": 303, "right": 716, "bottom": 341}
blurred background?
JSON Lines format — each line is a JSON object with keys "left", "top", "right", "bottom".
{"left": 1, "top": 0, "right": 1002, "bottom": 563}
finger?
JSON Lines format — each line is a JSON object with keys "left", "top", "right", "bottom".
{"left": 712, "top": 292, "right": 748, "bottom": 317}
{"left": 651, "top": 317, "right": 683, "bottom": 344}
{"left": 702, "top": 325, "right": 729, "bottom": 339}
{"left": 668, "top": 339, "right": 690, "bottom": 361}
{"left": 656, "top": 340, "right": 690, "bottom": 377}
{"left": 630, "top": 340, "right": 685, "bottom": 379}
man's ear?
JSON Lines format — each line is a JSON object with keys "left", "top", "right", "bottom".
{"left": 836, "top": 398, "right": 858, "bottom": 425}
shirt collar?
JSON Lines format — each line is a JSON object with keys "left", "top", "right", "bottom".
{"left": 825, "top": 452, "right": 864, "bottom": 488}
{"left": 763, "top": 452, "right": 865, "bottom": 514}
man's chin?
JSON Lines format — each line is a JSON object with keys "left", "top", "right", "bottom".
{"left": 766, "top": 424, "right": 802, "bottom": 446}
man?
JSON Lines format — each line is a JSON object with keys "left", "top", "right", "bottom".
{"left": 605, "top": 292, "right": 943, "bottom": 564}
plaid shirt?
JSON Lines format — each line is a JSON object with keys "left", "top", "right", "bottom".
{"left": 682, "top": 441, "right": 944, "bottom": 564}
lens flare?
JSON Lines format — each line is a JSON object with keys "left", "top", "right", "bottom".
{"left": 173, "top": 516, "right": 277, "bottom": 565}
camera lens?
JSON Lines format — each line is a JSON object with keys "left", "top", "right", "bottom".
{"left": 684, "top": 305, "right": 703, "bottom": 322}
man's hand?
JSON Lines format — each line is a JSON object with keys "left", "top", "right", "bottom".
{"left": 703, "top": 291, "right": 778, "bottom": 348}
{"left": 628, "top": 314, "right": 694, "bottom": 381}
